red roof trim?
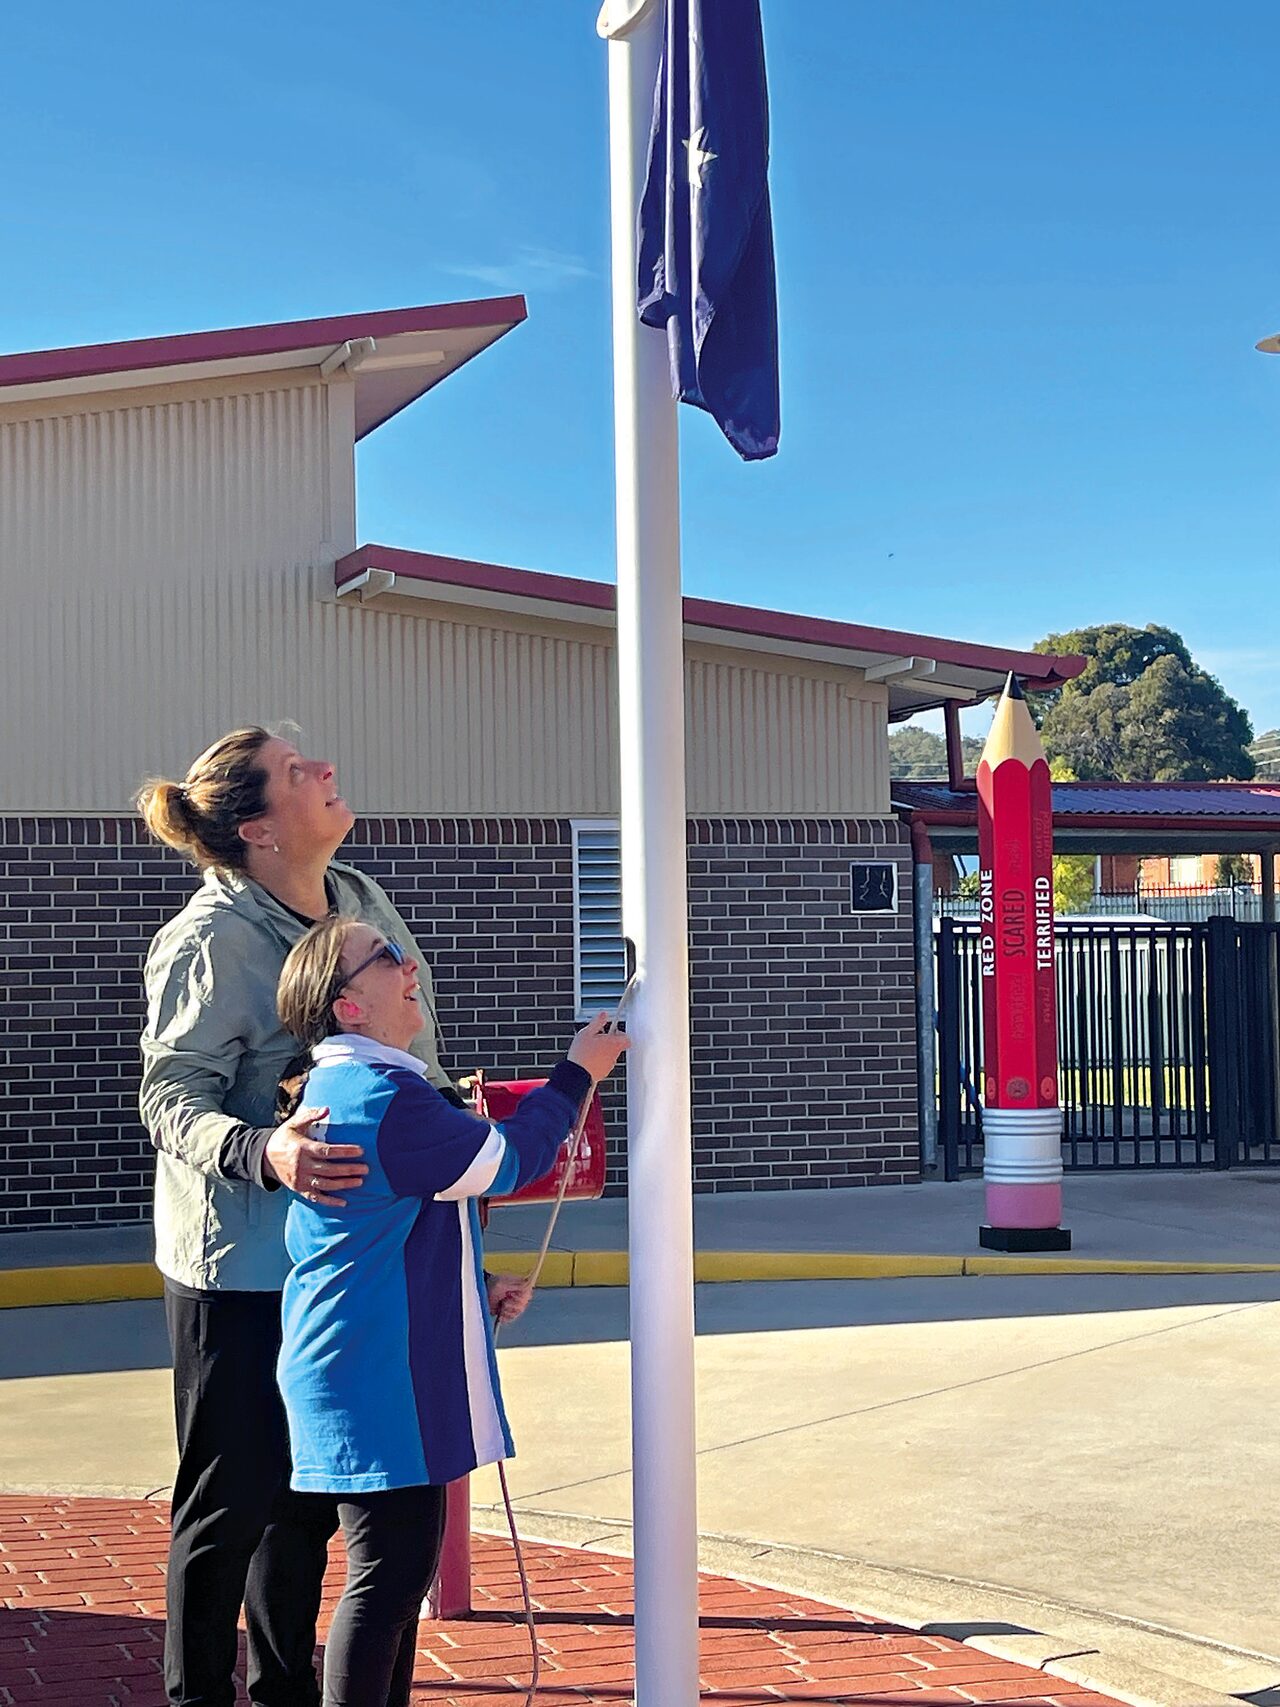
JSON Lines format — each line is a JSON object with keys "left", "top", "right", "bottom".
{"left": 898, "top": 798, "right": 1280, "bottom": 830}
{"left": 908, "top": 809, "right": 1280, "bottom": 833}
{"left": 894, "top": 780, "right": 1280, "bottom": 806}
{"left": 335, "top": 544, "right": 1085, "bottom": 691}
{"left": 338, "top": 543, "right": 615, "bottom": 612}
{"left": 0, "top": 298, "right": 528, "bottom": 391}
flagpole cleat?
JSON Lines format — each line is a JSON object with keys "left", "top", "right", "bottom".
{"left": 597, "top": 0, "right": 661, "bottom": 41}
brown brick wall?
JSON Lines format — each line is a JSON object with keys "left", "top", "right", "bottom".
{"left": 686, "top": 819, "right": 918, "bottom": 1190}
{"left": 0, "top": 815, "right": 918, "bottom": 1231}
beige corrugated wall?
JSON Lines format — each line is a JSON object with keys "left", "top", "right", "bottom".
{"left": 0, "top": 376, "right": 889, "bottom": 817}
{"left": 0, "top": 373, "right": 352, "bottom": 811}
{"left": 686, "top": 646, "right": 887, "bottom": 815}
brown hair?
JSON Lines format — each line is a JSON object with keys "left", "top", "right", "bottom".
{"left": 275, "top": 916, "right": 360, "bottom": 1121}
{"left": 278, "top": 916, "right": 360, "bottom": 1051}
{"left": 136, "top": 728, "right": 273, "bottom": 871}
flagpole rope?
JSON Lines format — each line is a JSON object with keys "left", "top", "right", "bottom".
{"left": 490, "top": 1089, "right": 596, "bottom": 1707}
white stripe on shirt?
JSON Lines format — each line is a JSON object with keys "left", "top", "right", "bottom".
{"left": 456, "top": 1203, "right": 508, "bottom": 1469}
{"left": 434, "top": 1126, "right": 507, "bottom": 1201}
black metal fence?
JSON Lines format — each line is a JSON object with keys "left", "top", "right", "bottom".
{"left": 937, "top": 883, "right": 1265, "bottom": 923}
{"left": 936, "top": 917, "right": 1280, "bottom": 1178}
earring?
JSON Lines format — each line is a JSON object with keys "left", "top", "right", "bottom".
{"left": 272, "top": 843, "right": 280, "bottom": 854}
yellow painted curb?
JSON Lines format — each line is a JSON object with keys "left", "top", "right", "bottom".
{"left": 571, "top": 1251, "right": 631, "bottom": 1288}
{"left": 695, "top": 1251, "right": 964, "bottom": 1282}
{"left": 962, "top": 1256, "right": 1280, "bottom": 1277}
{"left": 485, "top": 1249, "right": 575, "bottom": 1289}
{"left": 3, "top": 1250, "right": 1278, "bottom": 1307}
{"left": 0, "top": 1262, "right": 164, "bottom": 1309}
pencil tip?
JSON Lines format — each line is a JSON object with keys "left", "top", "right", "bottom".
{"left": 1005, "top": 672, "right": 1025, "bottom": 701}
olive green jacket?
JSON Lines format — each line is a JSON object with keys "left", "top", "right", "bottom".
{"left": 140, "top": 860, "right": 449, "bottom": 1291}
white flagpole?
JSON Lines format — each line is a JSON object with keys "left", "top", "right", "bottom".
{"left": 596, "top": 3, "right": 700, "bottom": 1705}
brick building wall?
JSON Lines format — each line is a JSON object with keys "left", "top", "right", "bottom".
{"left": 1097, "top": 853, "right": 1140, "bottom": 891}
{"left": 686, "top": 819, "right": 918, "bottom": 1190}
{"left": 1140, "top": 852, "right": 1265, "bottom": 887}
{"left": 0, "top": 815, "right": 918, "bottom": 1232}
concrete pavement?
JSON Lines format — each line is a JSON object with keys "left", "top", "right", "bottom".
{"left": 3, "top": 1266, "right": 1278, "bottom": 1701}
{"left": 474, "top": 1272, "right": 1280, "bottom": 1695}
{"left": 483, "top": 1170, "right": 1280, "bottom": 1266}
{"left": 4, "top": 1173, "right": 1279, "bottom": 1307}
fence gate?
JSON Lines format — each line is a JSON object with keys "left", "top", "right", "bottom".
{"left": 936, "top": 917, "right": 1280, "bottom": 1179}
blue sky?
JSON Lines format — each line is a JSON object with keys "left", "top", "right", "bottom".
{"left": 6, "top": 1, "right": 1279, "bottom": 731}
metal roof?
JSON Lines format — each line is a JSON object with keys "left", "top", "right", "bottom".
{"left": 0, "top": 298, "right": 527, "bottom": 439}
{"left": 894, "top": 779, "right": 1280, "bottom": 854}
{"left": 334, "top": 544, "right": 1086, "bottom": 720}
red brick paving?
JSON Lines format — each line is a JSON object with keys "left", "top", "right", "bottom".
{"left": 0, "top": 1496, "right": 1125, "bottom": 1707}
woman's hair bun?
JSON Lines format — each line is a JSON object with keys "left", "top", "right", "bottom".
{"left": 136, "top": 778, "right": 199, "bottom": 856}
{"left": 135, "top": 727, "right": 272, "bottom": 871}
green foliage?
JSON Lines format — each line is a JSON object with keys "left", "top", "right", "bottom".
{"left": 1213, "top": 853, "right": 1253, "bottom": 887}
{"left": 1029, "top": 623, "right": 1254, "bottom": 782}
{"left": 888, "top": 725, "right": 985, "bottom": 779}
{"left": 888, "top": 726, "right": 946, "bottom": 778}
{"left": 1053, "top": 854, "right": 1096, "bottom": 915}
{"left": 955, "top": 869, "right": 982, "bottom": 899}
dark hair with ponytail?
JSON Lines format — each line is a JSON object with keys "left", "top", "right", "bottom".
{"left": 136, "top": 728, "right": 272, "bottom": 871}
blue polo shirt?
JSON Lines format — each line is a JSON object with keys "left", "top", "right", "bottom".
{"left": 277, "top": 1034, "right": 588, "bottom": 1493}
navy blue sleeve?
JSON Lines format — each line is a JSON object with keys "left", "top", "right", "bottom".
{"left": 375, "top": 1062, "right": 590, "bottom": 1200}
{"left": 488, "top": 1061, "right": 592, "bottom": 1194}
{"left": 376, "top": 1071, "right": 508, "bottom": 1200}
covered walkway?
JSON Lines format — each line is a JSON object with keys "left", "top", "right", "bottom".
{"left": 894, "top": 778, "right": 1280, "bottom": 1176}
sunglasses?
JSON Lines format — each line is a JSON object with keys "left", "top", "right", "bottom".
{"left": 336, "top": 938, "right": 408, "bottom": 994}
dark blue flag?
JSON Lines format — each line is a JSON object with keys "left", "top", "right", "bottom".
{"left": 637, "top": 0, "right": 780, "bottom": 461}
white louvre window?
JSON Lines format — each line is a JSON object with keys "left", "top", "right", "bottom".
{"left": 572, "top": 821, "right": 626, "bottom": 1016}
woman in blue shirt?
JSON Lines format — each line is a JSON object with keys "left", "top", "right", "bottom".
{"left": 274, "top": 916, "right": 627, "bottom": 1707}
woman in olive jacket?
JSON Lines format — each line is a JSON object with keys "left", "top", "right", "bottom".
{"left": 139, "top": 726, "right": 454, "bottom": 1707}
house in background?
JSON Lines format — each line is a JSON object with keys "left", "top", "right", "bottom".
{"left": 1139, "top": 850, "right": 1277, "bottom": 891}
{"left": 0, "top": 300, "right": 1084, "bottom": 1232}
{"left": 1252, "top": 730, "right": 1280, "bottom": 779}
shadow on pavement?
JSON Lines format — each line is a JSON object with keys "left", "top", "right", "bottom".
{"left": 0, "top": 1299, "right": 171, "bottom": 1379}
{"left": 2, "top": 1273, "right": 1278, "bottom": 1379}
{"left": 0, "top": 1604, "right": 170, "bottom": 1698}
{"left": 498, "top": 1271, "right": 1280, "bottom": 1349}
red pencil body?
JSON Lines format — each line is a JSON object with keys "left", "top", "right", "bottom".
{"left": 977, "top": 753, "right": 1058, "bottom": 1110}
{"left": 975, "top": 673, "right": 1064, "bottom": 1234}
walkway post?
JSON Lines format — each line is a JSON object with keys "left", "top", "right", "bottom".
{"left": 911, "top": 818, "right": 939, "bottom": 1172}
{"left": 425, "top": 1477, "right": 472, "bottom": 1618}
{"left": 597, "top": 3, "right": 700, "bottom": 1704}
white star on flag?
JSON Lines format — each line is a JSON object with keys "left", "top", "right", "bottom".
{"left": 684, "top": 127, "right": 717, "bottom": 188}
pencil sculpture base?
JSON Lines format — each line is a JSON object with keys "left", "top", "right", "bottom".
{"left": 981, "top": 1107, "right": 1066, "bottom": 1236}
{"left": 979, "top": 1224, "right": 1073, "bottom": 1253}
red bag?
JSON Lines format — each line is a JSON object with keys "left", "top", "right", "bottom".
{"left": 472, "top": 1076, "right": 607, "bottom": 1206}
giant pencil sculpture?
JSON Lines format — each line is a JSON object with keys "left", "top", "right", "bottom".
{"left": 976, "top": 674, "right": 1071, "bottom": 1252}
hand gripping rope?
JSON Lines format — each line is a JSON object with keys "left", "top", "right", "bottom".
{"left": 467, "top": 952, "right": 638, "bottom": 1707}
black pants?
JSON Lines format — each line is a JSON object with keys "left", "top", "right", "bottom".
{"left": 164, "top": 1285, "right": 340, "bottom": 1707}
{"left": 323, "top": 1486, "right": 447, "bottom": 1707}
